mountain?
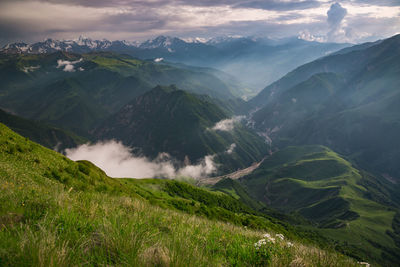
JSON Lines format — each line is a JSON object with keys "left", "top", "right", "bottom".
{"left": 0, "top": 108, "right": 85, "bottom": 151}
{"left": 95, "top": 85, "right": 268, "bottom": 173}
{"left": 0, "top": 123, "right": 363, "bottom": 266}
{"left": 1, "top": 36, "right": 350, "bottom": 96}
{"left": 248, "top": 34, "right": 400, "bottom": 181}
{"left": 233, "top": 145, "right": 400, "bottom": 264}
{"left": 0, "top": 52, "right": 242, "bottom": 136}
{"left": 0, "top": 36, "right": 124, "bottom": 54}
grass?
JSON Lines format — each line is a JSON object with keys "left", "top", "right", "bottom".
{"left": 240, "top": 145, "right": 399, "bottom": 264}
{"left": 0, "top": 124, "right": 364, "bottom": 266}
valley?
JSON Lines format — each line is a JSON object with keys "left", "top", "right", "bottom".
{"left": 1, "top": 28, "right": 400, "bottom": 266}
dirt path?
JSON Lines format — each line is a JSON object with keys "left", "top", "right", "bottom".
{"left": 197, "top": 156, "right": 267, "bottom": 186}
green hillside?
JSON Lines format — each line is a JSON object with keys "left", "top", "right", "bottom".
{"left": 0, "top": 123, "right": 362, "bottom": 266}
{"left": 0, "top": 108, "right": 85, "bottom": 151}
{"left": 0, "top": 52, "right": 243, "bottom": 136}
{"left": 249, "top": 34, "right": 400, "bottom": 181}
{"left": 95, "top": 85, "right": 268, "bottom": 173}
{"left": 239, "top": 145, "right": 400, "bottom": 264}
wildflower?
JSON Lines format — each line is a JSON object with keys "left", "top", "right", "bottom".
{"left": 276, "top": 234, "right": 284, "bottom": 240}
{"left": 358, "top": 262, "right": 370, "bottom": 267}
{"left": 286, "top": 242, "right": 293, "bottom": 247}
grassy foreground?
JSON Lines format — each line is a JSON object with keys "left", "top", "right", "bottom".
{"left": 0, "top": 123, "right": 364, "bottom": 266}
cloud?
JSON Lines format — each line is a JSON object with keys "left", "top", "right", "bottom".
{"left": 235, "top": 0, "right": 321, "bottom": 11}
{"left": 211, "top": 116, "right": 245, "bottom": 132}
{"left": 0, "top": 0, "right": 399, "bottom": 45}
{"left": 178, "top": 155, "right": 216, "bottom": 178}
{"left": 298, "top": 30, "right": 325, "bottom": 42}
{"left": 22, "top": 65, "right": 40, "bottom": 73}
{"left": 326, "top": 2, "right": 348, "bottom": 42}
{"left": 226, "top": 143, "right": 236, "bottom": 154}
{"left": 65, "top": 140, "right": 217, "bottom": 179}
{"left": 56, "top": 58, "right": 82, "bottom": 72}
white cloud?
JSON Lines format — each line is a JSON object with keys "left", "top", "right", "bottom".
{"left": 211, "top": 116, "right": 245, "bottom": 132}
{"left": 178, "top": 155, "right": 217, "bottom": 178}
{"left": 65, "top": 140, "right": 217, "bottom": 179}
{"left": 56, "top": 58, "right": 83, "bottom": 72}
{"left": 226, "top": 143, "right": 236, "bottom": 154}
{"left": 22, "top": 65, "right": 40, "bottom": 73}
{"left": 298, "top": 30, "right": 326, "bottom": 42}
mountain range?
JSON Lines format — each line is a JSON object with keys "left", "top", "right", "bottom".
{"left": 95, "top": 85, "right": 268, "bottom": 173}
{"left": 2, "top": 33, "right": 400, "bottom": 265}
{"left": 248, "top": 33, "right": 400, "bottom": 182}
{"left": 1, "top": 35, "right": 350, "bottom": 95}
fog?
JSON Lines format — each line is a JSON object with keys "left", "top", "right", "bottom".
{"left": 56, "top": 58, "right": 83, "bottom": 72}
{"left": 65, "top": 140, "right": 217, "bottom": 179}
{"left": 212, "top": 116, "right": 245, "bottom": 131}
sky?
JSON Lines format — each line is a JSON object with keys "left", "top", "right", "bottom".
{"left": 0, "top": 0, "right": 399, "bottom": 45}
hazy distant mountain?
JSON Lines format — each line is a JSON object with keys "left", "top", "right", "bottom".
{"left": 0, "top": 51, "right": 243, "bottom": 136}
{"left": 248, "top": 34, "right": 400, "bottom": 180}
{"left": 1, "top": 36, "right": 350, "bottom": 96}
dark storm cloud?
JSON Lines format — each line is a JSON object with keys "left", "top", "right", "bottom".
{"left": 327, "top": 3, "right": 347, "bottom": 28}
{"left": 0, "top": 0, "right": 323, "bottom": 10}
{"left": 347, "top": 0, "right": 400, "bottom": 7}
{"left": 235, "top": 0, "right": 321, "bottom": 11}
{"left": 3, "top": 0, "right": 400, "bottom": 9}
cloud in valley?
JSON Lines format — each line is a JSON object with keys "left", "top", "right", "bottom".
{"left": 226, "top": 143, "right": 236, "bottom": 154}
{"left": 65, "top": 140, "right": 217, "bottom": 179}
{"left": 56, "top": 58, "right": 83, "bottom": 72}
{"left": 211, "top": 116, "right": 245, "bottom": 132}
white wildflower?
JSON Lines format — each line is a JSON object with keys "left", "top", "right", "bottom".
{"left": 263, "top": 233, "right": 272, "bottom": 239}
{"left": 286, "top": 242, "right": 293, "bottom": 247}
{"left": 358, "top": 262, "right": 370, "bottom": 267}
{"left": 276, "top": 234, "right": 284, "bottom": 240}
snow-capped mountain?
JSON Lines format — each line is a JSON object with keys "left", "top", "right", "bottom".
{"left": 138, "top": 36, "right": 190, "bottom": 52}
{"left": 0, "top": 36, "right": 133, "bottom": 54}
{"left": 0, "top": 35, "right": 266, "bottom": 55}
{"left": 0, "top": 35, "right": 350, "bottom": 91}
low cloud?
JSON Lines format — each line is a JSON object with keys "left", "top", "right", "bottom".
{"left": 226, "top": 143, "right": 236, "bottom": 154}
{"left": 22, "top": 65, "right": 40, "bottom": 73}
{"left": 179, "top": 155, "right": 216, "bottom": 178}
{"left": 56, "top": 58, "right": 83, "bottom": 72}
{"left": 65, "top": 140, "right": 217, "bottom": 179}
{"left": 211, "top": 116, "right": 245, "bottom": 132}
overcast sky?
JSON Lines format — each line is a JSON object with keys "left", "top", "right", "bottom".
{"left": 0, "top": 0, "right": 399, "bottom": 45}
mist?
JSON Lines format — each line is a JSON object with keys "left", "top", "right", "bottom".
{"left": 212, "top": 116, "right": 245, "bottom": 131}
{"left": 56, "top": 58, "right": 83, "bottom": 72}
{"left": 65, "top": 140, "right": 217, "bottom": 179}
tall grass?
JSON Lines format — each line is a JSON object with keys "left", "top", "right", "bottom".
{"left": 0, "top": 182, "right": 362, "bottom": 266}
{"left": 0, "top": 124, "right": 364, "bottom": 266}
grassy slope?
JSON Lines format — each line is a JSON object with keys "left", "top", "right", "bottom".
{"left": 0, "top": 123, "right": 361, "bottom": 266}
{"left": 0, "top": 108, "right": 85, "bottom": 151}
{"left": 240, "top": 145, "right": 399, "bottom": 264}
